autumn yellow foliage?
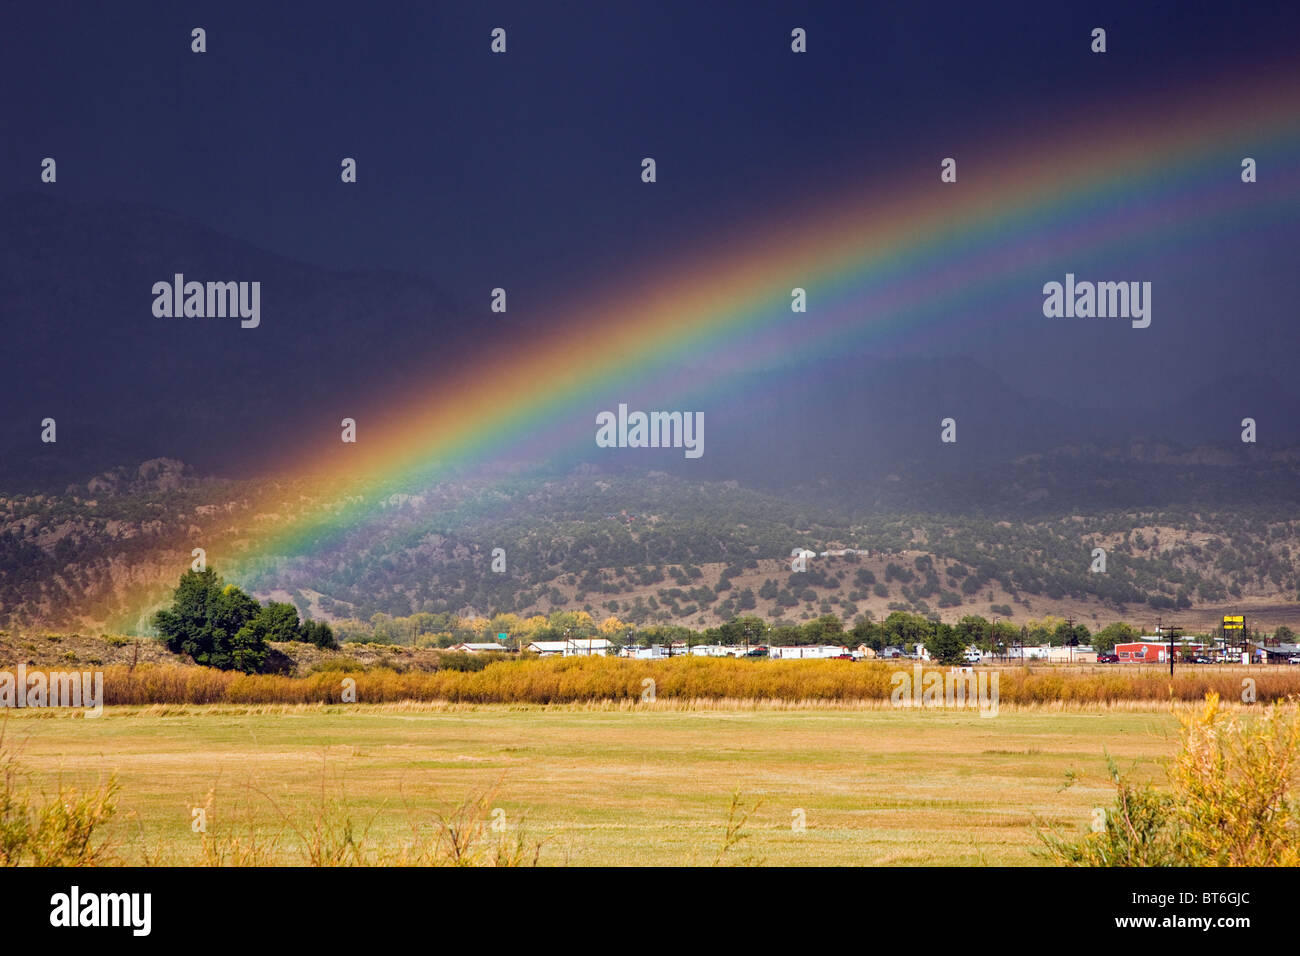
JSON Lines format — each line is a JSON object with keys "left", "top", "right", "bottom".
{"left": 94, "top": 658, "right": 1300, "bottom": 707}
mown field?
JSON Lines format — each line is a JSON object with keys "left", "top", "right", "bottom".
{"left": 0, "top": 702, "right": 1182, "bottom": 865}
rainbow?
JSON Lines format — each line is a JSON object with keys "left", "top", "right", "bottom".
{"left": 114, "top": 68, "right": 1300, "bottom": 629}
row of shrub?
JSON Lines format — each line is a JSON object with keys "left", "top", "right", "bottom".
{"left": 90, "top": 657, "right": 1300, "bottom": 707}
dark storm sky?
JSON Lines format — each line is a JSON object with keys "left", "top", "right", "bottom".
{"left": 3, "top": 1, "right": 1299, "bottom": 414}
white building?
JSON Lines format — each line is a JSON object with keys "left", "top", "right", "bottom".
{"left": 622, "top": 645, "right": 665, "bottom": 659}
{"left": 1002, "top": 644, "right": 1097, "bottom": 663}
{"left": 768, "top": 645, "right": 849, "bottom": 660}
{"left": 527, "top": 638, "right": 612, "bottom": 657}
{"left": 689, "top": 644, "right": 750, "bottom": 657}
{"left": 448, "top": 642, "right": 510, "bottom": 653}
{"left": 1004, "top": 645, "right": 1052, "bottom": 661}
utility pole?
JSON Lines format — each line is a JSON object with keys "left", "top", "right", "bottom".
{"left": 1164, "top": 622, "right": 1182, "bottom": 677}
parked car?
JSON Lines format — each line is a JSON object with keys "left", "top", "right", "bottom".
{"left": 1096, "top": 653, "right": 1119, "bottom": 663}
{"left": 833, "top": 653, "right": 854, "bottom": 661}
{"left": 1288, "top": 656, "right": 1300, "bottom": 665}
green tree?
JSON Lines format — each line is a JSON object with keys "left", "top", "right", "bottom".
{"left": 1093, "top": 622, "right": 1137, "bottom": 654}
{"left": 1050, "top": 621, "right": 1090, "bottom": 647}
{"left": 769, "top": 624, "right": 802, "bottom": 647}
{"left": 300, "top": 619, "right": 339, "bottom": 649}
{"left": 882, "top": 611, "right": 931, "bottom": 652}
{"left": 152, "top": 568, "right": 267, "bottom": 673}
{"left": 990, "top": 621, "right": 1019, "bottom": 654}
{"left": 926, "top": 622, "right": 964, "bottom": 665}
{"left": 851, "top": 616, "right": 885, "bottom": 651}
{"left": 251, "top": 601, "right": 302, "bottom": 643}
{"left": 804, "top": 614, "right": 846, "bottom": 646}
{"left": 955, "top": 615, "right": 990, "bottom": 648}
{"left": 718, "top": 616, "right": 767, "bottom": 647}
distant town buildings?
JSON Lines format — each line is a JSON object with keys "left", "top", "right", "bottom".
{"left": 527, "top": 638, "right": 613, "bottom": 657}
{"left": 767, "top": 645, "right": 850, "bottom": 660}
{"left": 452, "top": 631, "right": 1298, "bottom": 665}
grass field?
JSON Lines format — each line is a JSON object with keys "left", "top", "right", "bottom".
{"left": 0, "top": 702, "right": 1183, "bottom": 865}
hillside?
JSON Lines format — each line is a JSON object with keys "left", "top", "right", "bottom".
{"left": 3, "top": 444, "right": 1299, "bottom": 635}
{"left": 0, "top": 629, "right": 449, "bottom": 675}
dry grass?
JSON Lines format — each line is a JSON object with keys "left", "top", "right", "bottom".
{"left": 1039, "top": 694, "right": 1300, "bottom": 865}
{"left": 88, "top": 657, "right": 1300, "bottom": 707}
{"left": 0, "top": 702, "right": 1184, "bottom": 865}
{"left": 0, "top": 723, "right": 118, "bottom": 866}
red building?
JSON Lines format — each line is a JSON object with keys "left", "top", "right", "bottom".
{"left": 1114, "top": 640, "right": 1204, "bottom": 663}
